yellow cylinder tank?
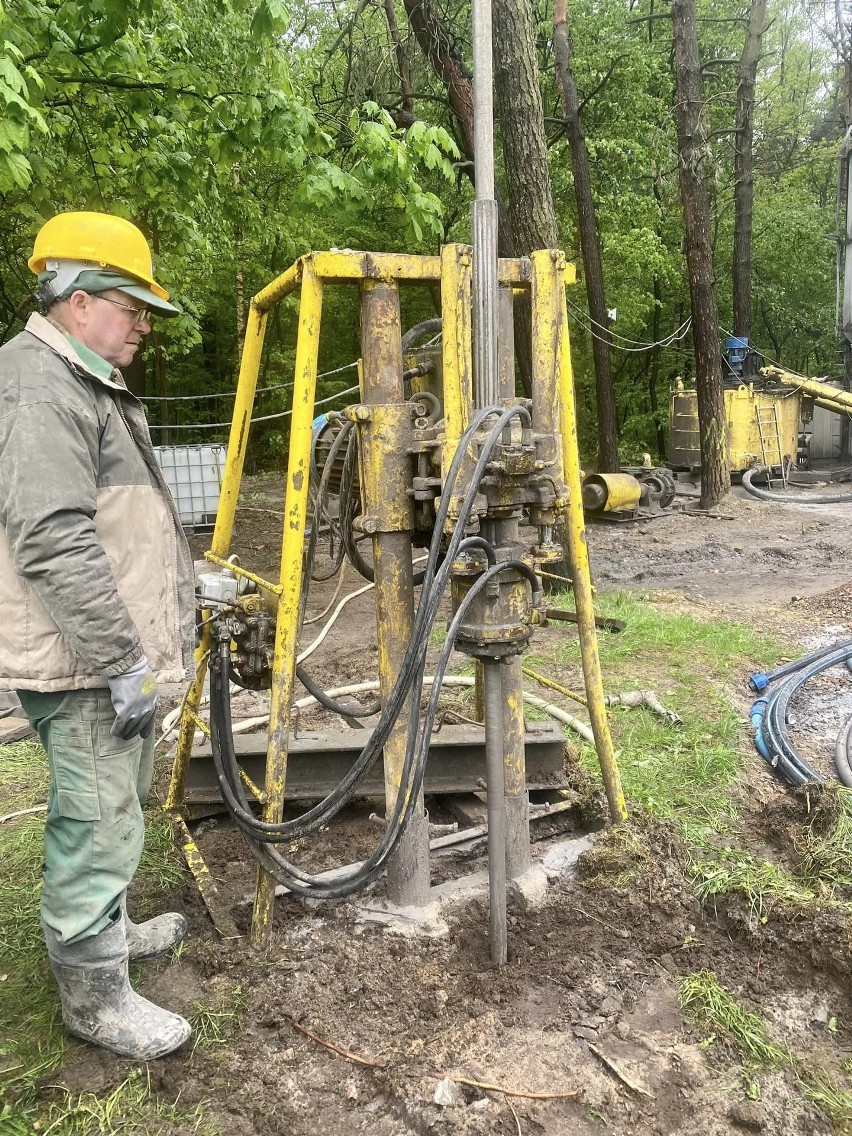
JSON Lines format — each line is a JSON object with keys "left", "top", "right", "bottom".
{"left": 668, "top": 385, "right": 801, "bottom": 474}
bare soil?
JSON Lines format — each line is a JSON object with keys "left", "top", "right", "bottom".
{"left": 49, "top": 476, "right": 852, "bottom": 1134}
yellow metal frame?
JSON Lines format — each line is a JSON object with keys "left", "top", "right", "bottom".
{"left": 167, "top": 247, "right": 626, "bottom": 942}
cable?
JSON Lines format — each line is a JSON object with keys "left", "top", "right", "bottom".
{"left": 147, "top": 385, "right": 361, "bottom": 431}
{"left": 141, "top": 361, "right": 359, "bottom": 402}
{"left": 565, "top": 296, "right": 693, "bottom": 353}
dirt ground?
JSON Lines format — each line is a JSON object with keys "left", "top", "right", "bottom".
{"left": 52, "top": 474, "right": 852, "bottom": 1134}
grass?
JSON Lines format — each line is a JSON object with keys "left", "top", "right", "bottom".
{"left": 0, "top": 1069, "right": 215, "bottom": 1135}
{"left": 679, "top": 971, "right": 852, "bottom": 1131}
{"left": 532, "top": 588, "right": 852, "bottom": 918}
{"left": 0, "top": 738, "right": 209, "bottom": 1133}
{"left": 795, "top": 785, "right": 852, "bottom": 898}
{"left": 189, "top": 984, "right": 248, "bottom": 1054}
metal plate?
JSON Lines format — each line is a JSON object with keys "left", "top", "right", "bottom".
{"left": 183, "top": 722, "right": 567, "bottom": 804}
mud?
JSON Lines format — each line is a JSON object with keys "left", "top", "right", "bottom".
{"left": 44, "top": 474, "right": 852, "bottom": 1133}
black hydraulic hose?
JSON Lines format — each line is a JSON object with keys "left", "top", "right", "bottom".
{"left": 338, "top": 426, "right": 434, "bottom": 587}
{"left": 211, "top": 553, "right": 539, "bottom": 897}
{"left": 304, "top": 418, "right": 353, "bottom": 594}
{"left": 401, "top": 318, "right": 442, "bottom": 351}
{"left": 742, "top": 465, "right": 852, "bottom": 506}
{"left": 210, "top": 404, "right": 530, "bottom": 844}
{"left": 208, "top": 406, "right": 535, "bottom": 891}
{"left": 295, "top": 663, "right": 381, "bottom": 719}
{"left": 339, "top": 433, "right": 375, "bottom": 583}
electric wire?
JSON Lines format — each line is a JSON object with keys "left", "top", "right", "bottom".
{"left": 147, "top": 385, "right": 360, "bottom": 431}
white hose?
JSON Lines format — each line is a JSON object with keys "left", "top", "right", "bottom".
{"left": 162, "top": 674, "right": 598, "bottom": 749}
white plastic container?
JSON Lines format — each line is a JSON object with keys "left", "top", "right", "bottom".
{"left": 154, "top": 443, "right": 226, "bottom": 530}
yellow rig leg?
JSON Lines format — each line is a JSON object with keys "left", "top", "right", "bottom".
{"left": 166, "top": 301, "right": 268, "bottom": 813}
{"left": 251, "top": 261, "right": 324, "bottom": 942}
{"left": 557, "top": 276, "right": 628, "bottom": 824}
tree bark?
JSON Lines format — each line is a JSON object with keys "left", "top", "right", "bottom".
{"left": 553, "top": 0, "right": 619, "bottom": 471}
{"left": 492, "top": 0, "right": 558, "bottom": 398}
{"left": 672, "top": 0, "right": 729, "bottom": 507}
{"left": 731, "top": 0, "right": 767, "bottom": 340}
{"left": 492, "top": 0, "right": 558, "bottom": 252}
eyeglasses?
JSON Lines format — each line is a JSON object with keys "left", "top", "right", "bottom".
{"left": 92, "top": 294, "right": 150, "bottom": 324}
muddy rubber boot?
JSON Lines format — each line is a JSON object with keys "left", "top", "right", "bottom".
{"left": 43, "top": 919, "right": 192, "bottom": 1060}
{"left": 123, "top": 898, "right": 188, "bottom": 963}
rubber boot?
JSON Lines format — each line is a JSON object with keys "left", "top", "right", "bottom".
{"left": 123, "top": 897, "right": 188, "bottom": 963}
{"left": 43, "top": 919, "right": 192, "bottom": 1059}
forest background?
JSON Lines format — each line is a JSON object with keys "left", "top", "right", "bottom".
{"left": 0, "top": 0, "right": 846, "bottom": 469}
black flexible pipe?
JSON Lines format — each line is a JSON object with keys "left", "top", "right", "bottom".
{"left": 753, "top": 643, "right": 852, "bottom": 786}
{"left": 207, "top": 406, "right": 536, "bottom": 893}
{"left": 742, "top": 465, "right": 852, "bottom": 506}
{"left": 295, "top": 663, "right": 381, "bottom": 719}
{"left": 210, "top": 405, "right": 528, "bottom": 844}
{"left": 210, "top": 553, "right": 538, "bottom": 897}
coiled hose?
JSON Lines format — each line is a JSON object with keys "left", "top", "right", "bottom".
{"left": 209, "top": 404, "right": 540, "bottom": 896}
{"left": 749, "top": 638, "right": 852, "bottom": 786}
{"left": 742, "top": 465, "right": 852, "bottom": 506}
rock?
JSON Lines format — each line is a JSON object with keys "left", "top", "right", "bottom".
{"left": 573, "top": 1024, "right": 599, "bottom": 1041}
{"left": 433, "top": 1077, "right": 464, "bottom": 1107}
{"left": 728, "top": 1100, "right": 766, "bottom": 1131}
{"left": 614, "top": 1021, "right": 631, "bottom": 1040}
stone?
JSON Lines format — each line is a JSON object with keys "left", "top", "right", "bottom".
{"left": 433, "top": 1077, "right": 464, "bottom": 1107}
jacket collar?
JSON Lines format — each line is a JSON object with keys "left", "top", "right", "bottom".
{"left": 24, "top": 312, "right": 128, "bottom": 393}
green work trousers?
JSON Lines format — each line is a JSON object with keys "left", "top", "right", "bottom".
{"left": 17, "top": 688, "right": 154, "bottom": 945}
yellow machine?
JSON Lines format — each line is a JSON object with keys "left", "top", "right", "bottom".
{"left": 669, "top": 367, "right": 852, "bottom": 478}
{"left": 669, "top": 380, "right": 801, "bottom": 474}
{"left": 165, "top": 247, "right": 627, "bottom": 958}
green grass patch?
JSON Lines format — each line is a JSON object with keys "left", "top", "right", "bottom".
{"left": 550, "top": 589, "right": 780, "bottom": 682}
{"left": 679, "top": 970, "right": 852, "bottom": 1129}
{"left": 795, "top": 785, "right": 852, "bottom": 899}
{"left": 539, "top": 589, "right": 777, "bottom": 842}
{"left": 189, "top": 984, "right": 248, "bottom": 1054}
{"left": 0, "top": 1068, "right": 215, "bottom": 1135}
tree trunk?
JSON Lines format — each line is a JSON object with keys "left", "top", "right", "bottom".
{"left": 672, "top": 0, "right": 729, "bottom": 507}
{"left": 492, "top": 0, "right": 558, "bottom": 398}
{"left": 732, "top": 0, "right": 767, "bottom": 340}
{"left": 553, "top": 0, "right": 619, "bottom": 471}
{"left": 492, "top": 0, "right": 558, "bottom": 252}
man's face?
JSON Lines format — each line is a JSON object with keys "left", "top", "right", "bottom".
{"left": 72, "top": 288, "right": 152, "bottom": 368}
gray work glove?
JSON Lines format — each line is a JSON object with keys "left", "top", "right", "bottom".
{"left": 107, "top": 656, "right": 158, "bottom": 740}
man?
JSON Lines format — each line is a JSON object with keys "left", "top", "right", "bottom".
{"left": 0, "top": 211, "right": 196, "bottom": 1059}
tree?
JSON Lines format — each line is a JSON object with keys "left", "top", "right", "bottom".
{"left": 553, "top": 0, "right": 619, "bottom": 471}
{"left": 672, "top": 0, "right": 729, "bottom": 506}
{"left": 732, "top": 0, "right": 768, "bottom": 341}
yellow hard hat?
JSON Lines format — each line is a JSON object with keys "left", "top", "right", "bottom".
{"left": 28, "top": 211, "right": 171, "bottom": 301}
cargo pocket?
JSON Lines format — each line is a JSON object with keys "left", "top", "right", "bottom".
{"left": 50, "top": 724, "right": 101, "bottom": 822}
